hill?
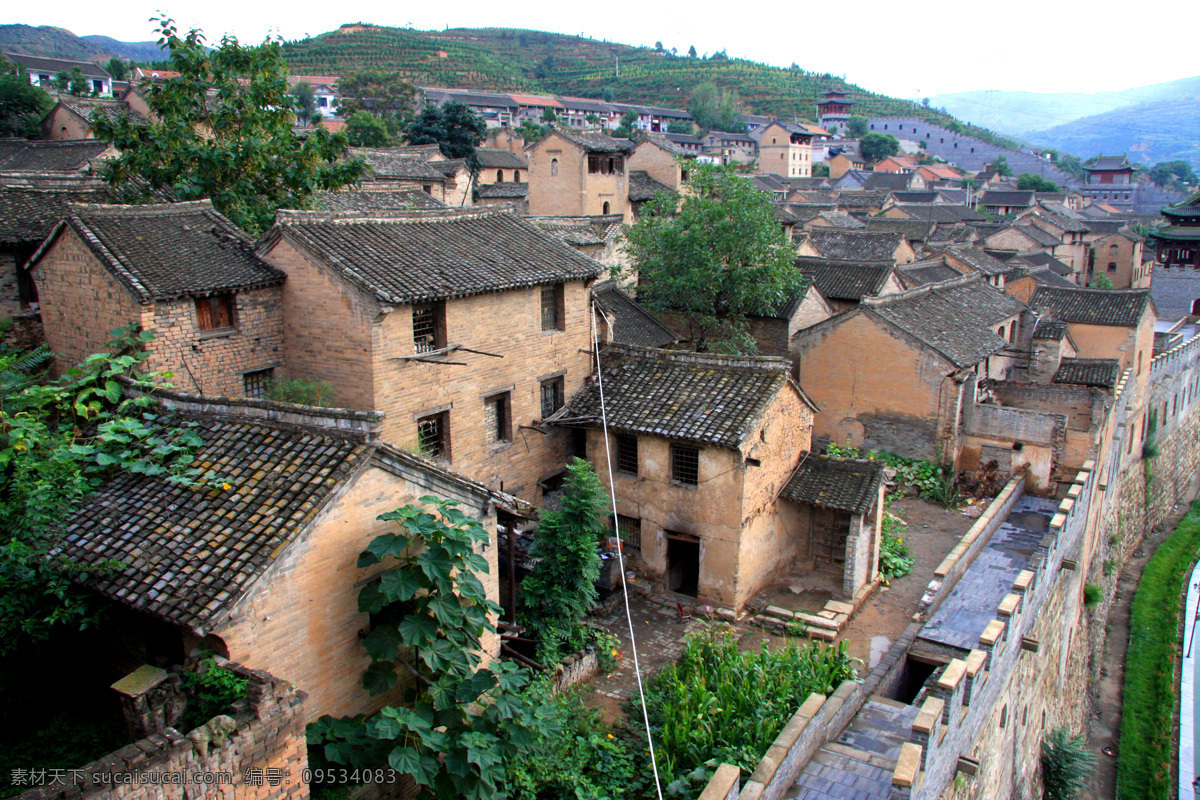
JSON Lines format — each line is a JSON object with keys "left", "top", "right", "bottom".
{"left": 282, "top": 24, "right": 976, "bottom": 129}
{"left": 0, "top": 24, "right": 161, "bottom": 63}
{"left": 1027, "top": 97, "right": 1200, "bottom": 169}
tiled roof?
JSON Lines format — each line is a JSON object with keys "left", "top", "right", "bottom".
{"left": 795, "top": 257, "right": 893, "bottom": 302}
{"left": 1031, "top": 204, "right": 1090, "bottom": 233}
{"left": 525, "top": 215, "right": 622, "bottom": 246}
{"left": 56, "top": 97, "right": 146, "bottom": 126}
{"left": 863, "top": 276, "right": 1023, "bottom": 368}
{"left": 981, "top": 190, "right": 1035, "bottom": 207}
{"left": 557, "top": 345, "right": 797, "bottom": 449}
{"left": 550, "top": 126, "right": 634, "bottom": 154}
{"left": 0, "top": 140, "right": 112, "bottom": 172}
{"left": 1084, "top": 155, "right": 1131, "bottom": 171}
{"left": 475, "top": 148, "right": 528, "bottom": 169}
{"left": 629, "top": 170, "right": 672, "bottom": 202}
{"left": 37, "top": 201, "right": 283, "bottom": 302}
{"left": 1012, "top": 223, "right": 1062, "bottom": 247}
{"left": 268, "top": 207, "right": 603, "bottom": 304}
{"left": 783, "top": 454, "right": 885, "bottom": 515}
{"left": 315, "top": 189, "right": 446, "bottom": 212}
{"left": 4, "top": 53, "right": 111, "bottom": 78}
{"left": 1007, "top": 266, "right": 1077, "bottom": 288}
{"left": 833, "top": 190, "right": 892, "bottom": 208}
{"left": 663, "top": 132, "right": 704, "bottom": 147}
{"left": 60, "top": 407, "right": 375, "bottom": 631}
{"left": 942, "top": 244, "right": 1012, "bottom": 276}
{"left": 1032, "top": 320, "right": 1069, "bottom": 340}
{"left": 893, "top": 204, "right": 987, "bottom": 223}
{"left": 638, "top": 133, "right": 693, "bottom": 157}
{"left": 892, "top": 191, "right": 939, "bottom": 204}
{"left": 1018, "top": 251, "right": 1073, "bottom": 276}
{"left": 431, "top": 159, "right": 468, "bottom": 177}
{"left": 592, "top": 281, "right": 679, "bottom": 349}
{"left": 896, "top": 258, "right": 965, "bottom": 289}
{"left": 926, "top": 225, "right": 976, "bottom": 244}
{"left": 351, "top": 148, "right": 447, "bottom": 182}
{"left": 814, "top": 210, "right": 865, "bottom": 229}
{"left": 805, "top": 228, "right": 904, "bottom": 261}
{"left": 1053, "top": 357, "right": 1121, "bottom": 389}
{"left": 788, "top": 190, "right": 838, "bottom": 205}
{"left": 865, "top": 218, "right": 935, "bottom": 241}
{"left": 0, "top": 186, "right": 114, "bottom": 244}
{"left": 478, "top": 182, "right": 529, "bottom": 198}
{"left": 863, "top": 172, "right": 914, "bottom": 191}
{"left": 1031, "top": 287, "right": 1152, "bottom": 327}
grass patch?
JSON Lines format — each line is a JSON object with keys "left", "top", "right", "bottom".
{"left": 1117, "top": 499, "right": 1200, "bottom": 799}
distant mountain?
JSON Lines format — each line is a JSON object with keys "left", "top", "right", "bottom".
{"left": 1026, "top": 97, "right": 1200, "bottom": 169}
{"left": 0, "top": 24, "right": 161, "bottom": 64}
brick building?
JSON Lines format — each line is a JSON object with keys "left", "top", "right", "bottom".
{"left": 351, "top": 146, "right": 449, "bottom": 201}
{"left": 755, "top": 122, "right": 815, "bottom": 179}
{"left": 28, "top": 201, "right": 286, "bottom": 397}
{"left": 257, "top": 206, "right": 604, "bottom": 502}
{"left": 525, "top": 127, "right": 635, "bottom": 220}
{"left": 1028, "top": 287, "right": 1156, "bottom": 382}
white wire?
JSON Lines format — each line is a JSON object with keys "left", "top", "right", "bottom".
{"left": 591, "top": 302, "right": 665, "bottom": 800}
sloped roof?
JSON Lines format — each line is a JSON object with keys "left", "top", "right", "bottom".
{"left": 981, "top": 190, "right": 1035, "bottom": 207}
{"left": 896, "top": 258, "right": 965, "bottom": 289}
{"left": 863, "top": 172, "right": 914, "bottom": 191}
{"left": 865, "top": 218, "right": 935, "bottom": 242}
{"left": 1053, "top": 357, "right": 1121, "bottom": 389}
{"left": 834, "top": 189, "right": 892, "bottom": 208}
{"left": 926, "top": 225, "right": 976, "bottom": 244}
{"left": 53, "top": 97, "right": 145, "bottom": 126}
{"left": 267, "top": 207, "right": 603, "bottom": 304}
{"left": 315, "top": 189, "right": 447, "bottom": 212}
{"left": 795, "top": 257, "right": 893, "bottom": 302}
{"left": 629, "top": 170, "right": 672, "bottom": 202}
{"left": 862, "top": 276, "right": 1023, "bottom": 368}
{"left": 1031, "top": 204, "right": 1090, "bottom": 233}
{"left": 478, "top": 182, "right": 530, "bottom": 198}
{"left": 351, "top": 147, "right": 447, "bottom": 182}
{"left": 813, "top": 210, "right": 865, "bottom": 229}
{"left": 1012, "top": 223, "right": 1063, "bottom": 247}
{"left": 805, "top": 228, "right": 904, "bottom": 261}
{"left": 1031, "top": 287, "right": 1152, "bottom": 327}
{"left": 1032, "top": 320, "right": 1070, "bottom": 341}
{"left": 592, "top": 281, "right": 679, "bottom": 349}
{"left": 5, "top": 53, "right": 110, "bottom": 78}
{"left": 1018, "top": 251, "right": 1073, "bottom": 276}
{"left": 549, "top": 126, "right": 634, "bottom": 154}
{"left": 893, "top": 204, "right": 987, "bottom": 224}
{"left": 0, "top": 139, "right": 112, "bottom": 172}
{"left": 34, "top": 201, "right": 283, "bottom": 302}
{"left": 638, "top": 133, "right": 693, "bottom": 157}
{"left": 525, "top": 215, "right": 622, "bottom": 246}
{"left": 783, "top": 454, "right": 884, "bottom": 515}
{"left": 892, "top": 191, "right": 939, "bottom": 204}
{"left": 557, "top": 345, "right": 803, "bottom": 449}
{"left": 475, "top": 148, "right": 528, "bottom": 169}
{"left": 1007, "top": 266, "right": 1077, "bottom": 288}
{"left": 1084, "top": 155, "right": 1132, "bottom": 171}
{"left": 942, "top": 244, "right": 1012, "bottom": 276}
{"left": 0, "top": 185, "right": 114, "bottom": 244}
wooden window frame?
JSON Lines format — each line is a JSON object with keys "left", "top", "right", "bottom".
{"left": 485, "top": 392, "right": 512, "bottom": 444}
{"left": 195, "top": 293, "right": 236, "bottom": 331}
{"left": 412, "top": 301, "right": 447, "bottom": 354}
{"left": 242, "top": 368, "right": 273, "bottom": 399}
{"left": 670, "top": 443, "right": 700, "bottom": 486}
{"left": 417, "top": 411, "right": 450, "bottom": 461}
{"left": 539, "top": 377, "right": 564, "bottom": 419}
{"left": 541, "top": 284, "right": 565, "bottom": 331}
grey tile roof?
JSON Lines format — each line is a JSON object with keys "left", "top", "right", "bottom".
{"left": 638, "top": 133, "right": 693, "bottom": 157}
{"left": 795, "top": 257, "right": 893, "bottom": 302}
{"left": 592, "top": 281, "right": 679, "bottom": 349}
{"left": 0, "top": 140, "right": 112, "bottom": 172}
{"left": 558, "top": 345, "right": 796, "bottom": 449}
{"left": 981, "top": 190, "right": 1035, "bottom": 207}
{"left": 805, "top": 228, "right": 904, "bottom": 261}
{"left": 787, "top": 189, "right": 838, "bottom": 205}
{"left": 1031, "top": 204, "right": 1090, "bottom": 233}
{"left": 38, "top": 201, "right": 284, "bottom": 302}
{"left": 1007, "top": 266, "right": 1077, "bottom": 288}
{"left": 814, "top": 210, "right": 865, "bottom": 229}
{"left": 1053, "top": 357, "right": 1121, "bottom": 389}
{"left": 863, "top": 172, "right": 914, "bottom": 191}
{"left": 783, "top": 454, "right": 884, "bottom": 514}
{"left": 0, "top": 185, "right": 114, "bottom": 244}
{"left": 1085, "top": 155, "right": 1131, "bottom": 171}
{"left": 1032, "top": 320, "right": 1069, "bottom": 341}
{"left": 478, "top": 182, "right": 529, "bottom": 198}
{"left": 1031, "top": 287, "right": 1152, "bottom": 327}
{"left": 475, "top": 148, "right": 528, "bottom": 169}
{"left": 891, "top": 191, "right": 938, "bottom": 204}
{"left": 629, "top": 170, "right": 672, "bottom": 202}
{"left": 60, "top": 409, "right": 375, "bottom": 632}
{"left": 55, "top": 97, "right": 146, "bottom": 126}
{"left": 893, "top": 204, "right": 987, "bottom": 223}
{"left": 1019, "top": 251, "right": 1073, "bottom": 276}
{"left": 862, "top": 275, "right": 1023, "bottom": 368}
{"left": 896, "top": 259, "right": 965, "bottom": 289}
{"left": 315, "top": 189, "right": 447, "bottom": 212}
{"left": 833, "top": 190, "right": 892, "bottom": 209}
{"left": 525, "top": 215, "right": 621, "bottom": 246}
{"left": 4, "top": 53, "right": 111, "bottom": 78}
{"left": 1013, "top": 223, "right": 1063, "bottom": 247}
{"left": 942, "top": 244, "right": 1011, "bottom": 276}
{"left": 351, "top": 147, "right": 447, "bottom": 182}
{"left": 268, "top": 207, "right": 603, "bottom": 304}
{"left": 926, "top": 225, "right": 976, "bottom": 244}
{"left": 550, "top": 126, "right": 635, "bottom": 154}
{"left": 865, "top": 218, "right": 935, "bottom": 241}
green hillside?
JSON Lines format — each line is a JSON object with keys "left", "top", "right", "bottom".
{"left": 1029, "top": 97, "right": 1200, "bottom": 169}
{"left": 0, "top": 24, "right": 161, "bottom": 63}
{"left": 282, "top": 24, "right": 960, "bottom": 126}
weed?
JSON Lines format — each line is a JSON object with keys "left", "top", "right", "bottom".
{"left": 1042, "top": 726, "right": 1095, "bottom": 800}
{"left": 1083, "top": 584, "right": 1102, "bottom": 608}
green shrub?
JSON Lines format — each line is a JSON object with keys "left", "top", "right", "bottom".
{"left": 265, "top": 377, "right": 338, "bottom": 407}
{"left": 880, "top": 500, "right": 914, "bottom": 580}
{"left": 179, "top": 658, "right": 247, "bottom": 730}
{"left": 1082, "top": 584, "right": 1102, "bottom": 608}
{"left": 1117, "top": 500, "right": 1200, "bottom": 799}
{"left": 1041, "top": 726, "right": 1094, "bottom": 800}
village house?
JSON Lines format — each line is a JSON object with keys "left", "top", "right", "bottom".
{"left": 553, "top": 345, "right": 823, "bottom": 609}
{"left": 475, "top": 147, "right": 528, "bottom": 187}
{"left": 796, "top": 228, "right": 916, "bottom": 264}
{"left": 351, "top": 146, "right": 449, "bottom": 201}
{"left": 28, "top": 201, "right": 286, "bottom": 397}
{"left": 316, "top": 188, "right": 447, "bottom": 213}
{"left": 57, "top": 388, "right": 510, "bottom": 723}
{"left": 794, "top": 257, "right": 900, "bottom": 313}
{"left": 827, "top": 148, "right": 867, "bottom": 180}
{"left": 980, "top": 189, "right": 1036, "bottom": 216}
{"left": 745, "top": 280, "right": 835, "bottom": 361}
{"left": 526, "top": 214, "right": 626, "bottom": 270}
{"left": 872, "top": 156, "right": 919, "bottom": 175}
{"left": 1018, "top": 202, "right": 1091, "bottom": 276}
{"left": 1028, "top": 286, "right": 1156, "bottom": 383}
{"left": 756, "top": 121, "right": 814, "bottom": 179}
{"left": 591, "top": 280, "right": 679, "bottom": 349}
{"left": 525, "top": 126, "right": 635, "bottom": 220}
{"left": 1082, "top": 219, "right": 1150, "bottom": 289}
{"left": 0, "top": 139, "right": 114, "bottom": 187}
{"left": 257, "top": 206, "right": 603, "bottom": 503}
{"left": 5, "top": 52, "right": 114, "bottom": 97}
{"left": 627, "top": 133, "right": 697, "bottom": 191}
{"left": 40, "top": 94, "right": 146, "bottom": 141}
{"left": 790, "top": 274, "right": 1025, "bottom": 460}
{"left": 1078, "top": 154, "right": 1136, "bottom": 211}
{"left": 832, "top": 189, "right": 894, "bottom": 216}
{"left": 702, "top": 130, "right": 758, "bottom": 166}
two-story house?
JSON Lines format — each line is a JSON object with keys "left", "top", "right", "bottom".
{"left": 756, "top": 121, "right": 814, "bottom": 179}
{"left": 525, "top": 126, "right": 635, "bottom": 220}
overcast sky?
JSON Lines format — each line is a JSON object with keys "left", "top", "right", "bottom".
{"left": 10, "top": 0, "right": 1199, "bottom": 104}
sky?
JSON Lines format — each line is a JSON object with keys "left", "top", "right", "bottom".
{"left": 8, "top": 0, "right": 1199, "bottom": 100}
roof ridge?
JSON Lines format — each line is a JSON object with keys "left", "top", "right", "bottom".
{"left": 275, "top": 205, "right": 510, "bottom": 226}
{"left": 605, "top": 343, "right": 791, "bottom": 372}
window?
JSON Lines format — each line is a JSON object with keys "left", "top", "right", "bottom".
{"left": 497, "top": 169, "right": 505, "bottom": 182}
{"left": 422, "top": 184, "right": 433, "bottom": 194}
{"left": 540, "top": 377, "right": 564, "bottom": 419}
{"left": 602, "top": 201, "right": 610, "bottom": 215}
{"left": 616, "top": 434, "right": 638, "bottom": 475}
{"left": 587, "top": 154, "right": 624, "bottom": 175}
{"left": 412, "top": 301, "right": 446, "bottom": 353}
{"left": 417, "top": 411, "right": 450, "bottom": 460}
{"left": 671, "top": 443, "right": 700, "bottom": 485}
{"left": 243, "top": 368, "right": 273, "bottom": 399}
{"left": 1107, "top": 262, "right": 1117, "bottom": 273}
{"left": 614, "top": 515, "right": 642, "bottom": 551}
{"left": 551, "top": 158, "right": 559, "bottom": 176}
{"left": 195, "top": 293, "right": 235, "bottom": 330}
{"left": 541, "top": 284, "right": 565, "bottom": 331}
{"left": 485, "top": 392, "right": 512, "bottom": 444}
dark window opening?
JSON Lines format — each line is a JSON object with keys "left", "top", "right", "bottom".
{"left": 616, "top": 434, "right": 638, "bottom": 475}
{"left": 485, "top": 392, "right": 512, "bottom": 444}
{"left": 891, "top": 656, "right": 940, "bottom": 704}
{"left": 417, "top": 411, "right": 450, "bottom": 460}
{"left": 666, "top": 533, "right": 700, "bottom": 596}
{"left": 614, "top": 515, "right": 642, "bottom": 551}
{"left": 243, "top": 368, "right": 273, "bottom": 399}
{"left": 422, "top": 184, "right": 433, "bottom": 194}
{"left": 412, "top": 301, "right": 446, "bottom": 353}
{"left": 497, "top": 169, "right": 505, "bottom": 182}
{"left": 541, "top": 284, "right": 565, "bottom": 331}
{"left": 587, "top": 154, "right": 623, "bottom": 175}
{"left": 514, "top": 170, "right": 522, "bottom": 183}
{"left": 195, "top": 293, "right": 235, "bottom": 330}
{"left": 1107, "top": 262, "right": 1117, "bottom": 273}
{"left": 602, "top": 201, "right": 610, "bottom": 215}
{"left": 540, "top": 377, "right": 564, "bottom": 419}
{"left": 671, "top": 443, "right": 700, "bottom": 485}
{"left": 571, "top": 427, "right": 587, "bottom": 459}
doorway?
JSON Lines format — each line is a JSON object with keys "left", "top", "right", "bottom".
{"left": 666, "top": 533, "right": 700, "bottom": 596}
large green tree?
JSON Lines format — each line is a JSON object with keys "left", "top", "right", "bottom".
{"left": 845, "top": 115, "right": 869, "bottom": 138}
{"left": 0, "top": 59, "right": 53, "bottom": 138}
{"left": 859, "top": 132, "right": 900, "bottom": 163}
{"left": 290, "top": 81, "right": 319, "bottom": 127}
{"left": 345, "top": 109, "right": 392, "bottom": 147}
{"left": 687, "top": 82, "right": 745, "bottom": 133}
{"left": 91, "top": 18, "right": 364, "bottom": 235}
{"left": 404, "top": 101, "right": 487, "bottom": 173}
{"left": 620, "top": 162, "right": 800, "bottom": 351}
{"left": 1016, "top": 172, "right": 1059, "bottom": 192}
{"left": 336, "top": 68, "right": 416, "bottom": 142}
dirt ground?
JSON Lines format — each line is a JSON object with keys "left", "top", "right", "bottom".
{"left": 583, "top": 495, "right": 980, "bottom": 717}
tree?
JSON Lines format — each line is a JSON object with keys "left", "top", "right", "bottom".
{"left": 0, "top": 328, "right": 209, "bottom": 655}
{"left": 336, "top": 69, "right": 416, "bottom": 140}
{"left": 519, "top": 459, "right": 606, "bottom": 659}
{"left": 105, "top": 57, "right": 128, "bottom": 82}
{"left": 0, "top": 61, "right": 54, "bottom": 138}
{"left": 585, "top": 112, "right": 601, "bottom": 125}
{"left": 1149, "top": 160, "right": 1197, "bottom": 187}
{"left": 688, "top": 82, "right": 744, "bottom": 133}
{"left": 308, "top": 499, "right": 552, "bottom": 799}
{"left": 667, "top": 119, "right": 694, "bottom": 135}
{"left": 846, "top": 116, "right": 869, "bottom": 138}
{"left": 1089, "top": 273, "right": 1114, "bottom": 289}
{"left": 859, "top": 132, "right": 900, "bottom": 163}
{"left": 54, "top": 67, "right": 90, "bottom": 96}
{"left": 619, "top": 162, "right": 801, "bottom": 351}
{"left": 91, "top": 18, "right": 364, "bottom": 236}
{"left": 687, "top": 45, "right": 697, "bottom": 57}
{"left": 1041, "top": 727, "right": 1094, "bottom": 800}
{"left": 612, "top": 109, "right": 639, "bottom": 139}
{"left": 404, "top": 101, "right": 487, "bottom": 173}
{"left": 654, "top": 41, "right": 663, "bottom": 51}
{"left": 992, "top": 155, "right": 1013, "bottom": 177}
{"left": 290, "top": 81, "right": 319, "bottom": 126}
{"left": 540, "top": 107, "right": 557, "bottom": 123}
{"left": 1017, "top": 172, "right": 1059, "bottom": 192}
{"left": 516, "top": 119, "right": 550, "bottom": 143}
{"left": 345, "top": 110, "right": 391, "bottom": 147}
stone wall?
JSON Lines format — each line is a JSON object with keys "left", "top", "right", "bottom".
{"left": 18, "top": 663, "right": 308, "bottom": 800}
{"left": 1151, "top": 263, "right": 1200, "bottom": 321}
